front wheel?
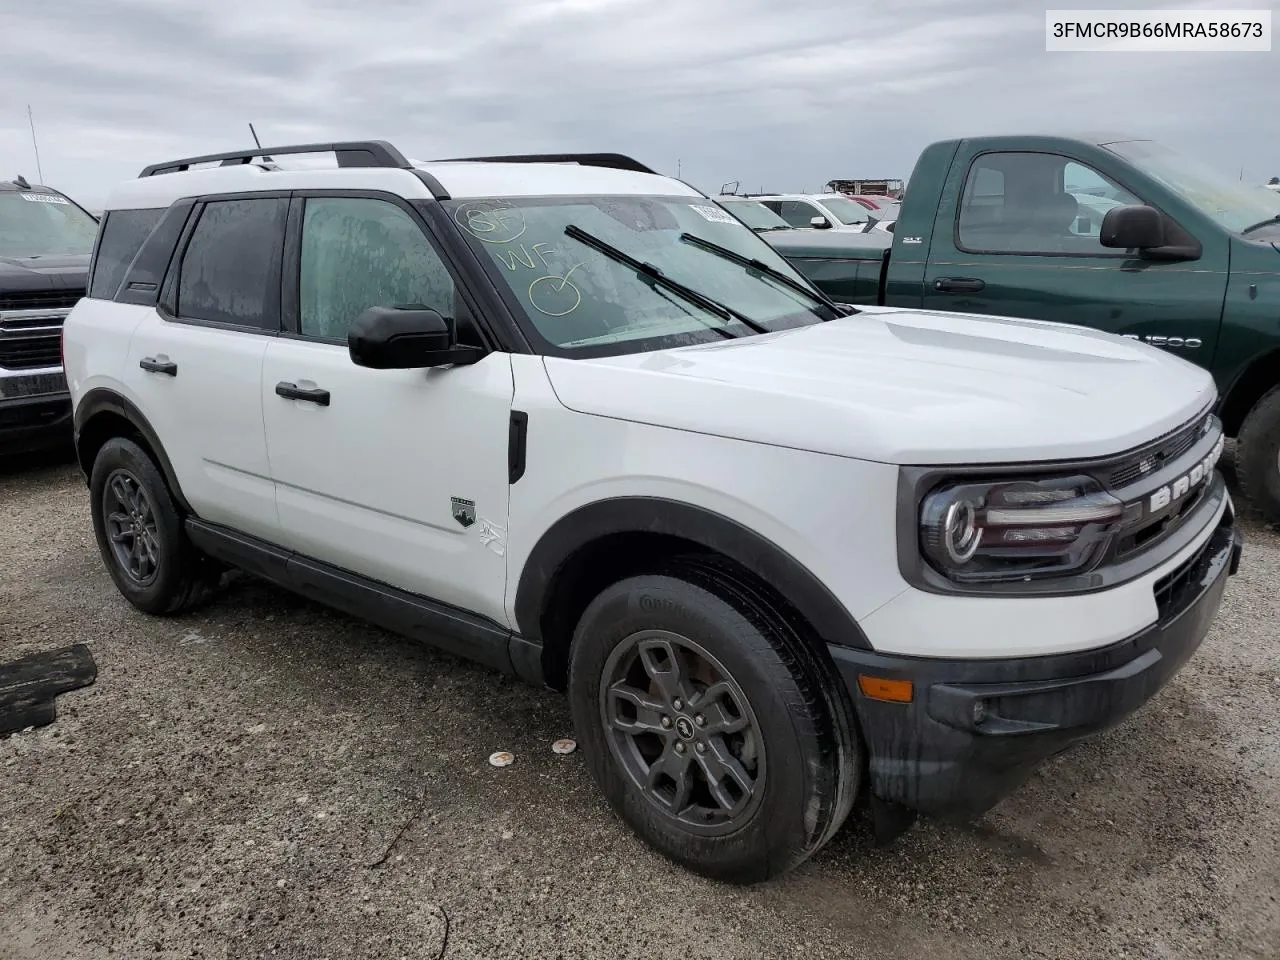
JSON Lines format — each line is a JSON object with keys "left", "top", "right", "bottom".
{"left": 1237, "top": 385, "right": 1280, "bottom": 526}
{"left": 567, "top": 561, "right": 860, "bottom": 883}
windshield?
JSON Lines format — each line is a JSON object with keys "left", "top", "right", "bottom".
{"left": 816, "top": 196, "right": 871, "bottom": 225}
{"left": 716, "top": 199, "right": 791, "bottom": 231}
{"left": 449, "top": 195, "right": 833, "bottom": 356}
{"left": 0, "top": 191, "right": 99, "bottom": 258}
{"left": 1104, "top": 139, "right": 1280, "bottom": 234}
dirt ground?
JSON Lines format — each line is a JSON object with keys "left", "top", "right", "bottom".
{"left": 2, "top": 451, "right": 1278, "bottom": 960}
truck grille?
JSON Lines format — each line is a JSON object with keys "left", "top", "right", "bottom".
{"left": 0, "top": 290, "right": 82, "bottom": 312}
{"left": 1106, "top": 412, "right": 1212, "bottom": 489}
{"left": 0, "top": 330, "right": 62, "bottom": 370}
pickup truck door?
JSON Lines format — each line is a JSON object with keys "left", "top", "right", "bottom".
{"left": 259, "top": 193, "right": 514, "bottom": 633}
{"left": 920, "top": 149, "right": 1229, "bottom": 362}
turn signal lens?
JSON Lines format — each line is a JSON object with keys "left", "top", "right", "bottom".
{"left": 857, "top": 675, "right": 914, "bottom": 703}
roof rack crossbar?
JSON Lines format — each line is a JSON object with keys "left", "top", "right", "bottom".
{"left": 432, "top": 152, "right": 656, "bottom": 175}
{"left": 138, "top": 140, "right": 411, "bottom": 178}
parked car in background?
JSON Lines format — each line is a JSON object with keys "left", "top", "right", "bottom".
{"left": 754, "top": 193, "right": 874, "bottom": 232}
{"left": 755, "top": 133, "right": 1280, "bottom": 524}
{"left": 0, "top": 176, "right": 97, "bottom": 455}
{"left": 711, "top": 196, "right": 794, "bottom": 233}
{"left": 63, "top": 139, "right": 1241, "bottom": 883}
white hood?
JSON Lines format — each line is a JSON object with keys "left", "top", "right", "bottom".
{"left": 542, "top": 306, "right": 1217, "bottom": 465}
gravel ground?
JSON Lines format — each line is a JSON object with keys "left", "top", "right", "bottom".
{"left": 1, "top": 450, "right": 1278, "bottom": 960}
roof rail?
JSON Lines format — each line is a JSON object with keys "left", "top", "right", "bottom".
{"left": 138, "top": 140, "right": 411, "bottom": 178}
{"left": 432, "top": 152, "right": 657, "bottom": 175}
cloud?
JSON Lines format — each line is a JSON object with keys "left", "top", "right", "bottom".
{"left": 0, "top": 0, "right": 1272, "bottom": 206}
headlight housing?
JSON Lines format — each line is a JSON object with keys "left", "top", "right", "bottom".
{"left": 919, "top": 475, "right": 1125, "bottom": 584}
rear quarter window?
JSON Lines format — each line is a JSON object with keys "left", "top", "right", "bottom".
{"left": 89, "top": 208, "right": 165, "bottom": 299}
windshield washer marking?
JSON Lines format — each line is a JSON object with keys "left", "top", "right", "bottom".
{"left": 454, "top": 200, "right": 527, "bottom": 244}
{"left": 528, "top": 266, "right": 584, "bottom": 317}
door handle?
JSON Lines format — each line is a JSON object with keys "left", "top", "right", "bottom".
{"left": 139, "top": 357, "right": 177, "bottom": 376}
{"left": 275, "top": 381, "right": 331, "bottom": 406}
{"left": 933, "top": 277, "right": 986, "bottom": 294}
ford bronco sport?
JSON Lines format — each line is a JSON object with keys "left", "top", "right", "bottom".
{"left": 62, "top": 141, "right": 1243, "bottom": 882}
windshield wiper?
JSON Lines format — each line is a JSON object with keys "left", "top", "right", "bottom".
{"left": 564, "top": 224, "right": 770, "bottom": 335}
{"left": 1241, "top": 214, "right": 1280, "bottom": 235}
{"left": 678, "top": 232, "right": 848, "bottom": 317}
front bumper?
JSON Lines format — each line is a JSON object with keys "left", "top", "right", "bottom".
{"left": 0, "top": 369, "right": 72, "bottom": 455}
{"left": 829, "top": 507, "right": 1242, "bottom": 819}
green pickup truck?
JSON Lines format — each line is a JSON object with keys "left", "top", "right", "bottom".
{"left": 759, "top": 134, "right": 1280, "bottom": 524}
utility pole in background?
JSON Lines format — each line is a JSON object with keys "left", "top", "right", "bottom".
{"left": 27, "top": 105, "right": 44, "bottom": 184}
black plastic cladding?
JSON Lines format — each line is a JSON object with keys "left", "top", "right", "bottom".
{"left": 895, "top": 403, "right": 1225, "bottom": 599}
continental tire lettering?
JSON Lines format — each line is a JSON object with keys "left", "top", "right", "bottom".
{"left": 638, "top": 594, "right": 681, "bottom": 613}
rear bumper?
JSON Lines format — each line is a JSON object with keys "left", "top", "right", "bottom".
{"left": 829, "top": 508, "right": 1242, "bottom": 819}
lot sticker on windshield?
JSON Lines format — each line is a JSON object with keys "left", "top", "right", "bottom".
{"left": 691, "top": 204, "right": 738, "bottom": 224}
{"left": 20, "top": 193, "right": 69, "bottom": 204}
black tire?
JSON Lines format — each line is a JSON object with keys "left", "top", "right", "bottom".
{"left": 567, "top": 557, "right": 861, "bottom": 883}
{"left": 1237, "top": 385, "right": 1280, "bottom": 526}
{"left": 89, "top": 436, "right": 217, "bottom": 615}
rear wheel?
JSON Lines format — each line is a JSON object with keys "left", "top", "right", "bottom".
{"left": 89, "top": 436, "right": 218, "bottom": 615}
{"left": 1237, "top": 385, "right": 1280, "bottom": 525}
{"left": 568, "top": 559, "right": 860, "bottom": 882}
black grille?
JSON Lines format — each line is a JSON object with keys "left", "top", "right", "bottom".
{"left": 1107, "top": 413, "right": 1211, "bottom": 489}
{"left": 1153, "top": 526, "right": 1221, "bottom": 619}
{"left": 0, "top": 289, "right": 83, "bottom": 312}
{"left": 0, "top": 331, "right": 62, "bottom": 370}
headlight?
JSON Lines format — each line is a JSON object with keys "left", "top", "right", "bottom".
{"left": 920, "top": 475, "right": 1125, "bottom": 584}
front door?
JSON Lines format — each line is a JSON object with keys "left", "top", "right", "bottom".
{"left": 921, "top": 149, "right": 1229, "bottom": 364}
{"left": 124, "top": 196, "right": 287, "bottom": 541}
{"left": 260, "top": 193, "right": 514, "bottom": 627}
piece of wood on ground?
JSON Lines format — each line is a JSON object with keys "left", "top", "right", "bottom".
{"left": 0, "top": 643, "right": 97, "bottom": 735}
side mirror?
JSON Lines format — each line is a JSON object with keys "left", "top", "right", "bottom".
{"left": 1100, "top": 204, "right": 1165, "bottom": 250}
{"left": 348, "top": 305, "right": 484, "bottom": 369}
{"left": 810, "top": 215, "right": 832, "bottom": 229}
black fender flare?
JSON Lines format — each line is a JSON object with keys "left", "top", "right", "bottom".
{"left": 513, "top": 496, "right": 871, "bottom": 650}
{"left": 73, "top": 388, "right": 192, "bottom": 514}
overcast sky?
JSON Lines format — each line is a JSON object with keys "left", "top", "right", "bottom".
{"left": 1, "top": 0, "right": 1275, "bottom": 207}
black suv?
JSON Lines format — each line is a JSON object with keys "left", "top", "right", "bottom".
{"left": 0, "top": 177, "right": 98, "bottom": 455}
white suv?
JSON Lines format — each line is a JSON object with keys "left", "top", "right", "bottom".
{"left": 63, "top": 140, "right": 1242, "bottom": 882}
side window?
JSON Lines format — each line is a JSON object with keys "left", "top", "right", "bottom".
{"left": 777, "top": 201, "right": 820, "bottom": 227}
{"left": 88, "top": 208, "right": 164, "bottom": 299}
{"left": 297, "top": 197, "right": 455, "bottom": 340}
{"left": 176, "top": 198, "right": 287, "bottom": 328}
{"left": 957, "top": 152, "right": 1140, "bottom": 255}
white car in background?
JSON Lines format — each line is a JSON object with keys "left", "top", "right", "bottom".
{"left": 753, "top": 193, "right": 874, "bottom": 233}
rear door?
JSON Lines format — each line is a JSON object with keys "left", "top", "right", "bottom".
{"left": 920, "top": 148, "right": 1229, "bottom": 362}
{"left": 122, "top": 194, "right": 286, "bottom": 540}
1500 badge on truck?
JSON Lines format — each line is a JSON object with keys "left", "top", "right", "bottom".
{"left": 62, "top": 141, "right": 1243, "bottom": 881}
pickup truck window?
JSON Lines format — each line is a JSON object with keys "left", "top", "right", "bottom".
{"left": 957, "top": 152, "right": 1139, "bottom": 255}
{"left": 1104, "top": 138, "right": 1280, "bottom": 235}
{"left": 773, "top": 200, "right": 823, "bottom": 228}
{"left": 0, "top": 191, "right": 99, "bottom": 259}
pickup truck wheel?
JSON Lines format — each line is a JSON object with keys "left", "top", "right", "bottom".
{"left": 1237, "top": 385, "right": 1280, "bottom": 525}
{"left": 568, "top": 562, "right": 859, "bottom": 883}
{"left": 89, "top": 436, "right": 216, "bottom": 616}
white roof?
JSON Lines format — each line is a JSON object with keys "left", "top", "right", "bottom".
{"left": 103, "top": 159, "right": 701, "bottom": 211}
